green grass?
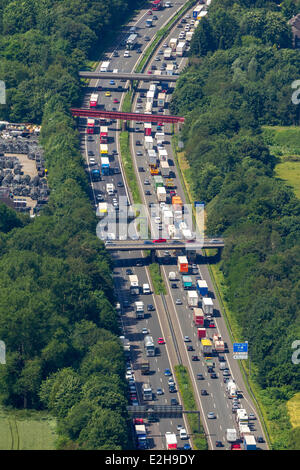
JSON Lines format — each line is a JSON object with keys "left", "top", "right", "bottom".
{"left": 122, "top": 90, "right": 133, "bottom": 113}
{"left": 148, "top": 263, "right": 166, "bottom": 295}
{"left": 119, "top": 131, "right": 142, "bottom": 205}
{"left": 262, "top": 126, "right": 300, "bottom": 199}
{"left": 0, "top": 407, "right": 56, "bottom": 450}
{"left": 175, "top": 365, "right": 208, "bottom": 450}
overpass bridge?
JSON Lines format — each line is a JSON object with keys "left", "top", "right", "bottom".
{"left": 104, "top": 239, "right": 224, "bottom": 251}
{"left": 79, "top": 71, "right": 179, "bottom": 83}
{"left": 71, "top": 108, "right": 185, "bottom": 124}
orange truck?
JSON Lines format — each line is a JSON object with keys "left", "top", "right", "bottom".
{"left": 172, "top": 195, "right": 183, "bottom": 210}
{"left": 177, "top": 255, "right": 188, "bottom": 273}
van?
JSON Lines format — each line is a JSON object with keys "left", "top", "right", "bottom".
{"left": 219, "top": 362, "right": 227, "bottom": 370}
{"left": 180, "top": 428, "right": 188, "bottom": 440}
{"left": 143, "top": 283, "right": 151, "bottom": 294}
{"left": 106, "top": 183, "right": 115, "bottom": 195}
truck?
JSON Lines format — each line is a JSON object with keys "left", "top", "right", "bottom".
{"left": 147, "top": 90, "right": 155, "bottom": 103}
{"left": 201, "top": 338, "right": 213, "bottom": 355}
{"left": 163, "top": 210, "right": 173, "bottom": 226}
{"left": 196, "top": 280, "right": 208, "bottom": 297}
{"left": 165, "top": 432, "right": 177, "bottom": 450}
{"left": 91, "top": 169, "right": 101, "bottom": 181}
{"left": 227, "top": 380, "right": 238, "bottom": 399}
{"left": 143, "top": 283, "right": 151, "bottom": 294}
{"left": 186, "top": 31, "right": 194, "bottom": 42}
{"left": 178, "top": 255, "right": 188, "bottom": 273}
{"left": 158, "top": 149, "right": 168, "bottom": 163}
{"left": 144, "top": 122, "right": 152, "bottom": 136}
{"left": 169, "top": 38, "right": 177, "bottom": 51}
{"left": 101, "top": 157, "right": 110, "bottom": 175}
{"left": 244, "top": 435, "right": 256, "bottom": 450}
{"left": 157, "top": 186, "right": 167, "bottom": 202}
{"left": 182, "top": 275, "right": 193, "bottom": 289}
{"left": 147, "top": 149, "right": 157, "bottom": 165}
{"left": 106, "top": 183, "right": 114, "bottom": 196}
{"left": 100, "top": 126, "right": 108, "bottom": 143}
{"left": 119, "top": 336, "right": 131, "bottom": 358}
{"left": 165, "top": 178, "right": 175, "bottom": 189}
{"left": 153, "top": 175, "right": 164, "bottom": 189}
{"left": 236, "top": 409, "right": 249, "bottom": 425}
{"left": 166, "top": 64, "right": 174, "bottom": 76}
{"left": 126, "top": 33, "right": 138, "bottom": 49}
{"left": 135, "top": 424, "right": 147, "bottom": 449}
{"left": 226, "top": 428, "right": 237, "bottom": 443}
{"left": 176, "top": 41, "right": 186, "bottom": 56}
{"left": 135, "top": 301, "right": 144, "bottom": 319}
{"left": 144, "top": 335, "right": 155, "bottom": 356}
{"left": 145, "top": 101, "right": 153, "bottom": 114}
{"left": 100, "top": 61, "right": 110, "bottom": 72}
{"left": 89, "top": 94, "right": 98, "bottom": 108}
{"left": 168, "top": 224, "right": 176, "bottom": 239}
{"left": 142, "top": 383, "right": 152, "bottom": 401}
{"left": 239, "top": 424, "right": 251, "bottom": 438}
{"left": 160, "top": 160, "right": 170, "bottom": 178}
{"left": 141, "top": 356, "right": 150, "bottom": 375}
{"left": 157, "top": 92, "right": 166, "bottom": 107}
{"left": 197, "top": 328, "right": 206, "bottom": 339}
{"left": 100, "top": 143, "right": 108, "bottom": 154}
{"left": 202, "top": 296, "right": 214, "bottom": 315}
{"left": 213, "top": 334, "right": 225, "bottom": 353}
{"left": 164, "top": 47, "right": 172, "bottom": 60}
{"left": 168, "top": 271, "right": 177, "bottom": 281}
{"left": 86, "top": 118, "right": 95, "bottom": 134}
{"left": 144, "top": 135, "right": 153, "bottom": 150}
{"left": 172, "top": 195, "right": 183, "bottom": 210}
{"left": 187, "top": 290, "right": 198, "bottom": 307}
{"left": 129, "top": 275, "right": 139, "bottom": 295}
{"left": 193, "top": 307, "right": 204, "bottom": 326}
{"left": 97, "top": 202, "right": 108, "bottom": 218}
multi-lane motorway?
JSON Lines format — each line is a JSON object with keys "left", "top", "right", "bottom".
{"left": 79, "top": 1, "right": 268, "bottom": 451}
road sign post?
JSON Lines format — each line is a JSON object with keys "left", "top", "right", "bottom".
{"left": 233, "top": 342, "right": 248, "bottom": 360}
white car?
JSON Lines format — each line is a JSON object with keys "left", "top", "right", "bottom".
{"left": 124, "top": 51, "right": 130, "bottom": 57}
{"left": 126, "top": 371, "right": 133, "bottom": 380}
{"left": 141, "top": 328, "right": 148, "bottom": 335}
{"left": 180, "top": 428, "right": 188, "bottom": 440}
{"left": 89, "top": 158, "right": 96, "bottom": 165}
{"left": 155, "top": 217, "right": 161, "bottom": 224}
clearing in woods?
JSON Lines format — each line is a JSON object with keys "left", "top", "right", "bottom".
{"left": 0, "top": 407, "right": 56, "bottom": 450}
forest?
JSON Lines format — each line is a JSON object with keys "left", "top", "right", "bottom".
{"left": 0, "top": 0, "right": 146, "bottom": 450}
{"left": 170, "top": 0, "right": 300, "bottom": 449}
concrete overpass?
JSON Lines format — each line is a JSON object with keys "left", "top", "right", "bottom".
{"left": 71, "top": 108, "right": 185, "bottom": 124}
{"left": 79, "top": 71, "right": 179, "bottom": 83}
{"left": 104, "top": 239, "right": 224, "bottom": 251}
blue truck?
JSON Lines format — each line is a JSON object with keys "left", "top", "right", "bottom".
{"left": 91, "top": 169, "right": 101, "bottom": 181}
{"left": 182, "top": 275, "right": 193, "bottom": 289}
{"left": 196, "top": 279, "right": 208, "bottom": 297}
{"left": 101, "top": 157, "right": 110, "bottom": 176}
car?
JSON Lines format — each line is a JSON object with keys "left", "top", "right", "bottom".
{"left": 145, "top": 190, "right": 151, "bottom": 196}
{"left": 87, "top": 136, "right": 94, "bottom": 141}
{"left": 126, "top": 268, "right": 133, "bottom": 275}
{"left": 218, "top": 355, "right": 225, "bottom": 362}
{"left": 113, "top": 51, "right": 118, "bottom": 57}
{"left": 171, "top": 398, "right": 178, "bottom": 406}
{"left": 147, "top": 304, "right": 154, "bottom": 311}
{"left": 155, "top": 56, "right": 160, "bottom": 61}
{"left": 224, "top": 377, "right": 230, "bottom": 384}
{"left": 208, "top": 322, "right": 215, "bottom": 328}
{"left": 138, "top": 167, "right": 144, "bottom": 172}
{"left": 136, "top": 140, "right": 141, "bottom": 146}
{"left": 124, "top": 51, "right": 130, "bottom": 57}
{"left": 207, "top": 412, "right": 216, "bottom": 419}
{"left": 117, "top": 181, "right": 123, "bottom": 188}
{"left": 136, "top": 151, "right": 143, "bottom": 156}
{"left": 109, "top": 80, "right": 115, "bottom": 85}
{"left": 187, "top": 345, "right": 193, "bottom": 351}
{"left": 133, "top": 418, "right": 143, "bottom": 425}
{"left": 216, "top": 441, "right": 223, "bottom": 447}
{"left": 172, "top": 240, "right": 182, "bottom": 244}
{"left": 160, "top": 65, "right": 165, "bottom": 71}
{"left": 169, "top": 385, "right": 176, "bottom": 393}
{"left": 88, "top": 150, "right": 94, "bottom": 156}
{"left": 197, "top": 374, "right": 204, "bottom": 380}
{"left": 175, "top": 298, "right": 182, "bottom": 305}
{"left": 207, "top": 367, "right": 214, "bottom": 373}
{"left": 183, "top": 444, "right": 191, "bottom": 450}
{"left": 144, "top": 179, "right": 150, "bottom": 185}
{"left": 158, "top": 338, "right": 165, "bottom": 345}
{"left": 171, "top": 283, "right": 177, "bottom": 289}
{"left": 96, "top": 194, "right": 104, "bottom": 202}
{"left": 153, "top": 15, "right": 158, "bottom": 19}
{"left": 164, "top": 368, "right": 172, "bottom": 376}
{"left": 249, "top": 413, "right": 256, "bottom": 420}
{"left": 126, "top": 371, "right": 133, "bottom": 380}
{"left": 168, "top": 378, "right": 175, "bottom": 385}
{"left": 180, "top": 428, "right": 188, "bottom": 440}
{"left": 113, "top": 98, "right": 119, "bottom": 103}
{"left": 257, "top": 436, "right": 264, "bottom": 443}
{"left": 192, "top": 355, "right": 199, "bottom": 361}
{"left": 232, "top": 404, "right": 240, "bottom": 410}
{"left": 177, "top": 424, "right": 183, "bottom": 431}
{"left": 210, "top": 373, "right": 218, "bottom": 379}
{"left": 144, "top": 240, "right": 153, "bottom": 245}
{"left": 223, "top": 370, "right": 230, "bottom": 376}
{"left": 89, "top": 158, "right": 96, "bottom": 165}
{"left": 144, "top": 36, "right": 150, "bottom": 41}
{"left": 147, "top": 10, "right": 152, "bottom": 14}
{"left": 163, "top": 43, "right": 168, "bottom": 47}
{"left": 131, "top": 399, "right": 139, "bottom": 406}
{"left": 157, "top": 388, "right": 163, "bottom": 395}
{"left": 147, "top": 70, "right": 152, "bottom": 74}
{"left": 137, "top": 48, "right": 142, "bottom": 53}
{"left": 141, "top": 328, "right": 148, "bottom": 335}
{"left": 105, "top": 91, "right": 111, "bottom": 96}
{"left": 158, "top": 107, "right": 164, "bottom": 113}
{"left": 153, "top": 238, "right": 166, "bottom": 243}
{"left": 183, "top": 336, "right": 190, "bottom": 342}
{"left": 201, "top": 390, "right": 208, "bottom": 396}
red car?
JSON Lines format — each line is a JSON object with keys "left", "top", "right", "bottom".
{"left": 133, "top": 418, "right": 144, "bottom": 425}
{"left": 147, "top": 10, "right": 152, "bottom": 14}
{"left": 113, "top": 98, "right": 119, "bottom": 103}
{"left": 153, "top": 238, "right": 167, "bottom": 243}
{"left": 157, "top": 337, "right": 165, "bottom": 345}
{"left": 208, "top": 322, "right": 215, "bottom": 328}
{"left": 147, "top": 70, "right": 152, "bottom": 74}
{"left": 170, "top": 190, "right": 176, "bottom": 197}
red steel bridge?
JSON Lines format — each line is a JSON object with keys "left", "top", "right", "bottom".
{"left": 70, "top": 108, "right": 185, "bottom": 124}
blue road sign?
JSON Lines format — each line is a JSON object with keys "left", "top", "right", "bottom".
{"left": 193, "top": 11, "right": 197, "bottom": 18}
{"left": 233, "top": 342, "right": 248, "bottom": 353}
{"left": 194, "top": 201, "right": 205, "bottom": 208}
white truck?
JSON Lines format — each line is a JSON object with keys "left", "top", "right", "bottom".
{"left": 106, "top": 183, "right": 115, "bottom": 196}
{"left": 129, "top": 275, "right": 139, "bottom": 295}
{"left": 143, "top": 283, "right": 151, "bottom": 294}
{"left": 227, "top": 380, "right": 238, "bottom": 399}
{"left": 168, "top": 271, "right": 177, "bottom": 281}
{"left": 169, "top": 38, "right": 177, "bottom": 51}
{"left": 144, "top": 135, "right": 153, "bottom": 150}
{"left": 157, "top": 186, "right": 167, "bottom": 202}
{"left": 135, "top": 301, "right": 144, "bottom": 319}
{"left": 100, "top": 61, "right": 110, "bottom": 72}
{"left": 176, "top": 41, "right": 186, "bottom": 56}
{"left": 226, "top": 428, "right": 237, "bottom": 442}
{"left": 202, "top": 296, "right": 214, "bottom": 315}
{"left": 165, "top": 432, "right": 177, "bottom": 450}
{"left": 163, "top": 47, "right": 172, "bottom": 60}
{"left": 187, "top": 290, "right": 199, "bottom": 307}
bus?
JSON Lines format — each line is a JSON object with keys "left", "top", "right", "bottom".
{"left": 86, "top": 118, "right": 95, "bottom": 134}
{"left": 142, "top": 383, "right": 152, "bottom": 401}
{"left": 100, "top": 144, "right": 108, "bottom": 154}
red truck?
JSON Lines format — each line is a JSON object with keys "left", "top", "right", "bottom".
{"left": 197, "top": 328, "right": 206, "bottom": 339}
{"left": 100, "top": 126, "right": 108, "bottom": 144}
{"left": 193, "top": 308, "right": 204, "bottom": 326}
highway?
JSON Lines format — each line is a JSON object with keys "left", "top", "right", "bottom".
{"left": 79, "top": 0, "right": 268, "bottom": 451}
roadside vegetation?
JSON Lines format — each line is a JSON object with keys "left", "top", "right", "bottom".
{"left": 148, "top": 263, "right": 166, "bottom": 295}
{"left": 170, "top": 0, "right": 300, "bottom": 449}
{"left": 175, "top": 365, "right": 207, "bottom": 450}
{"left": 0, "top": 0, "right": 149, "bottom": 450}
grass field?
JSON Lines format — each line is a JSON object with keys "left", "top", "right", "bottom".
{"left": 262, "top": 126, "right": 300, "bottom": 199}
{"left": 0, "top": 407, "right": 56, "bottom": 450}
{"left": 287, "top": 393, "right": 300, "bottom": 429}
